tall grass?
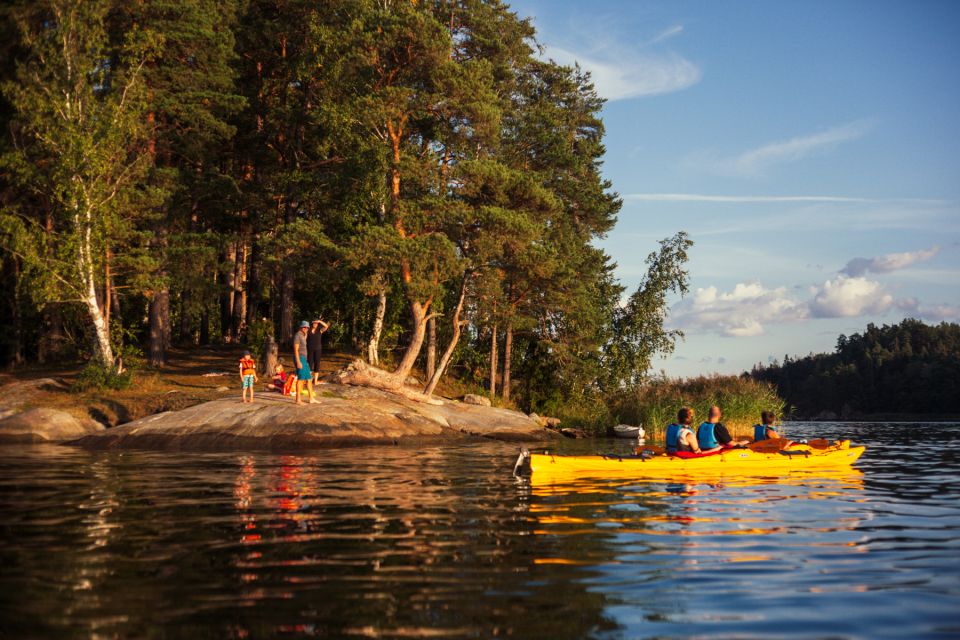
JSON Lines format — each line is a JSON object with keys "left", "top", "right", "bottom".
{"left": 607, "top": 375, "right": 786, "bottom": 441}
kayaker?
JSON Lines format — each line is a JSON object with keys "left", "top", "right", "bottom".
{"left": 665, "top": 407, "right": 703, "bottom": 454}
{"left": 292, "top": 320, "right": 319, "bottom": 405}
{"left": 697, "top": 405, "right": 748, "bottom": 452}
{"left": 753, "top": 410, "right": 781, "bottom": 441}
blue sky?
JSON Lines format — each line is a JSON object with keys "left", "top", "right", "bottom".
{"left": 510, "top": 0, "right": 960, "bottom": 377}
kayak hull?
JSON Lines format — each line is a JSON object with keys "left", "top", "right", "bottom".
{"left": 527, "top": 444, "right": 864, "bottom": 483}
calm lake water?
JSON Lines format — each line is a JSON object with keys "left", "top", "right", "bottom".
{"left": 1, "top": 422, "right": 959, "bottom": 639}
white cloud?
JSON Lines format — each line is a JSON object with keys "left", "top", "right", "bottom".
{"left": 546, "top": 45, "right": 701, "bottom": 101}
{"left": 689, "top": 120, "right": 876, "bottom": 178}
{"left": 808, "top": 276, "right": 893, "bottom": 318}
{"left": 644, "top": 25, "right": 684, "bottom": 46}
{"left": 670, "top": 281, "right": 807, "bottom": 337}
{"left": 841, "top": 246, "right": 940, "bottom": 276}
{"left": 669, "top": 275, "right": 913, "bottom": 336}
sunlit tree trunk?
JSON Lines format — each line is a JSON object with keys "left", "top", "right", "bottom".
{"left": 424, "top": 275, "right": 467, "bottom": 397}
{"left": 489, "top": 321, "right": 498, "bottom": 400}
{"left": 368, "top": 287, "right": 387, "bottom": 366}
{"left": 503, "top": 320, "right": 513, "bottom": 403}
{"left": 426, "top": 316, "right": 436, "bottom": 380}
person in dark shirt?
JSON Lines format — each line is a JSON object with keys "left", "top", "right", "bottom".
{"left": 308, "top": 318, "right": 330, "bottom": 385}
{"left": 697, "top": 405, "right": 748, "bottom": 452}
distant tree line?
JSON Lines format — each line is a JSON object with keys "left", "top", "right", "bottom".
{"left": 750, "top": 319, "right": 960, "bottom": 418}
{"left": 0, "top": 0, "right": 690, "bottom": 416}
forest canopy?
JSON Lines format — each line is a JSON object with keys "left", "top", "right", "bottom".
{"left": 750, "top": 319, "right": 960, "bottom": 418}
{"left": 0, "top": 0, "right": 691, "bottom": 420}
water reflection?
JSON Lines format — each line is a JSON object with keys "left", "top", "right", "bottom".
{"left": 0, "top": 423, "right": 958, "bottom": 639}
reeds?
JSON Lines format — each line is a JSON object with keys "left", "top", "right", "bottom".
{"left": 608, "top": 375, "right": 786, "bottom": 441}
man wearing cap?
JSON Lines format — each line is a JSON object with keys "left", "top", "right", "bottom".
{"left": 308, "top": 318, "right": 330, "bottom": 385}
{"left": 292, "top": 321, "right": 318, "bottom": 404}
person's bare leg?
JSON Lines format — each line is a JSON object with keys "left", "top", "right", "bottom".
{"left": 308, "top": 380, "right": 319, "bottom": 403}
{"left": 295, "top": 380, "right": 304, "bottom": 404}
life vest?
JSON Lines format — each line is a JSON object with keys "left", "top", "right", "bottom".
{"left": 665, "top": 424, "right": 682, "bottom": 452}
{"left": 754, "top": 424, "right": 770, "bottom": 441}
{"left": 697, "top": 422, "right": 719, "bottom": 450}
{"left": 240, "top": 356, "right": 256, "bottom": 376}
{"left": 666, "top": 424, "right": 695, "bottom": 453}
{"left": 282, "top": 372, "right": 297, "bottom": 396}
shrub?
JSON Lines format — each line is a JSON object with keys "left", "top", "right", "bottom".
{"left": 72, "top": 361, "right": 134, "bottom": 392}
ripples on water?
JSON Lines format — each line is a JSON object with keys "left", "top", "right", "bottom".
{"left": 0, "top": 422, "right": 958, "bottom": 639}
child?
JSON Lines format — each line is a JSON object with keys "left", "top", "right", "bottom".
{"left": 239, "top": 351, "right": 258, "bottom": 403}
{"left": 266, "top": 362, "right": 287, "bottom": 393}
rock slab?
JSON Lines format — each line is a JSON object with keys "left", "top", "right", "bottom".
{"left": 71, "top": 383, "right": 558, "bottom": 452}
{"left": 0, "top": 408, "right": 104, "bottom": 443}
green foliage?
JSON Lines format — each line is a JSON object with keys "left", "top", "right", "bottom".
{"left": 246, "top": 318, "right": 274, "bottom": 361}
{"left": 603, "top": 232, "right": 693, "bottom": 389}
{"left": 752, "top": 319, "right": 960, "bottom": 417}
{"left": 72, "top": 361, "right": 135, "bottom": 392}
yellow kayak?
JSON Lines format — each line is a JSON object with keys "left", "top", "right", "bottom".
{"left": 518, "top": 440, "right": 865, "bottom": 483}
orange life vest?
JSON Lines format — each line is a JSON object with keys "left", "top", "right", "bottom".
{"left": 240, "top": 356, "right": 256, "bottom": 376}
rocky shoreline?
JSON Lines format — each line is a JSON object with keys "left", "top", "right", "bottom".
{"left": 0, "top": 381, "right": 558, "bottom": 451}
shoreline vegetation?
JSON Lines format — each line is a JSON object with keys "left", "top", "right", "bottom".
{"left": 0, "top": 1, "right": 696, "bottom": 430}
{"left": 606, "top": 375, "right": 786, "bottom": 441}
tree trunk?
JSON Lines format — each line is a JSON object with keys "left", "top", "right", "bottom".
{"left": 392, "top": 299, "right": 430, "bottom": 382}
{"left": 83, "top": 269, "right": 113, "bottom": 367}
{"left": 148, "top": 288, "right": 169, "bottom": 367}
{"left": 367, "top": 287, "right": 386, "bottom": 366}
{"left": 78, "top": 209, "right": 113, "bottom": 367}
{"left": 219, "top": 243, "right": 235, "bottom": 342}
{"left": 489, "top": 322, "right": 498, "bottom": 400}
{"left": 426, "top": 315, "right": 436, "bottom": 380}
{"left": 103, "top": 247, "right": 112, "bottom": 330}
{"left": 279, "top": 265, "right": 294, "bottom": 346}
{"left": 9, "top": 257, "right": 24, "bottom": 367}
{"left": 503, "top": 319, "right": 513, "bottom": 403}
{"left": 231, "top": 236, "right": 246, "bottom": 343}
{"left": 179, "top": 289, "right": 191, "bottom": 344}
{"left": 262, "top": 334, "right": 278, "bottom": 377}
{"left": 246, "top": 234, "right": 261, "bottom": 329}
{"left": 200, "top": 306, "right": 210, "bottom": 345}
{"left": 424, "top": 275, "right": 467, "bottom": 397}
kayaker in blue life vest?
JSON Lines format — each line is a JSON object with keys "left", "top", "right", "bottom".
{"left": 697, "top": 405, "right": 748, "bottom": 453}
{"left": 665, "top": 407, "right": 703, "bottom": 454}
{"left": 753, "top": 410, "right": 781, "bottom": 442}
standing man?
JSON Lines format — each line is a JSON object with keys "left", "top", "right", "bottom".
{"left": 292, "top": 320, "right": 318, "bottom": 404}
{"left": 697, "top": 405, "right": 748, "bottom": 452}
{"left": 308, "top": 318, "right": 330, "bottom": 385}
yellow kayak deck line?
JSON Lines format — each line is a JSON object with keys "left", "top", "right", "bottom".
{"left": 526, "top": 440, "right": 865, "bottom": 483}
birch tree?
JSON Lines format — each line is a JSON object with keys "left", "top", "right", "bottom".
{"left": 1, "top": 0, "right": 157, "bottom": 367}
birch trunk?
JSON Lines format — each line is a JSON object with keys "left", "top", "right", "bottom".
{"left": 78, "top": 208, "right": 113, "bottom": 366}
{"left": 367, "top": 287, "right": 387, "bottom": 366}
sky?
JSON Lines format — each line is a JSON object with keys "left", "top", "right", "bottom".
{"left": 509, "top": 0, "right": 960, "bottom": 378}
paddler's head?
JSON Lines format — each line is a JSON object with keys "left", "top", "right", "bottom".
{"left": 708, "top": 406, "right": 721, "bottom": 423}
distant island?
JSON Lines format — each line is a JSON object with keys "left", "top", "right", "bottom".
{"left": 750, "top": 318, "right": 960, "bottom": 420}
